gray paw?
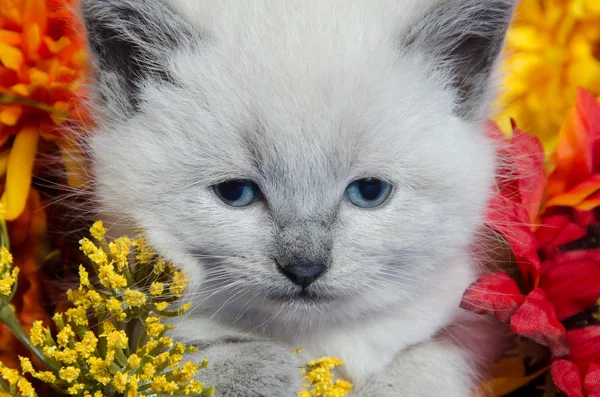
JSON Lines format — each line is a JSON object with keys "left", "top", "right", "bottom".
{"left": 190, "top": 341, "right": 301, "bottom": 397}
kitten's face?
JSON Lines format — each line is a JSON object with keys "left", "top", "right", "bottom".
{"left": 84, "top": 0, "right": 512, "bottom": 323}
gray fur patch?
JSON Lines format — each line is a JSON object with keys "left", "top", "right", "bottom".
{"left": 82, "top": 0, "right": 199, "bottom": 113}
{"left": 399, "top": 0, "right": 515, "bottom": 120}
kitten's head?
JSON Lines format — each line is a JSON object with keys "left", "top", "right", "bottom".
{"left": 82, "top": 0, "right": 514, "bottom": 325}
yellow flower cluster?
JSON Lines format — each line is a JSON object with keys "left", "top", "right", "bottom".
{"left": 0, "top": 247, "right": 17, "bottom": 299}
{"left": 496, "top": 0, "right": 600, "bottom": 149}
{"left": 0, "top": 361, "right": 36, "bottom": 397}
{"left": 0, "top": 221, "right": 213, "bottom": 397}
{"left": 298, "top": 357, "right": 352, "bottom": 397}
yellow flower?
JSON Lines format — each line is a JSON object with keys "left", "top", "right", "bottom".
{"left": 16, "top": 378, "right": 36, "bottom": 397}
{"left": 153, "top": 260, "right": 166, "bottom": 275}
{"left": 67, "top": 383, "right": 85, "bottom": 395}
{"left": 18, "top": 356, "right": 35, "bottom": 375}
{"left": 154, "top": 301, "right": 169, "bottom": 311}
{"left": 112, "top": 372, "right": 129, "bottom": 393}
{"left": 53, "top": 349, "right": 78, "bottom": 365}
{"left": 0, "top": 247, "right": 12, "bottom": 267}
{"left": 78, "top": 265, "right": 91, "bottom": 287}
{"left": 128, "top": 354, "right": 141, "bottom": 368}
{"left": 80, "top": 238, "right": 108, "bottom": 266}
{"left": 177, "top": 302, "right": 192, "bottom": 315}
{"left": 57, "top": 325, "right": 75, "bottom": 348}
{"left": 496, "top": 0, "right": 600, "bottom": 150}
{"left": 149, "top": 281, "right": 165, "bottom": 296}
{"left": 87, "top": 357, "right": 111, "bottom": 385}
{"left": 168, "top": 353, "right": 184, "bottom": 368}
{"left": 133, "top": 236, "right": 155, "bottom": 264}
{"left": 34, "top": 371, "right": 57, "bottom": 383}
{"left": 123, "top": 289, "right": 146, "bottom": 307}
{"left": 301, "top": 357, "right": 352, "bottom": 397}
{"left": 0, "top": 364, "right": 19, "bottom": 385}
{"left": 150, "top": 375, "right": 179, "bottom": 393}
{"left": 28, "top": 320, "right": 46, "bottom": 347}
{"left": 65, "top": 306, "right": 88, "bottom": 326}
{"left": 66, "top": 288, "right": 91, "bottom": 309}
{"left": 145, "top": 316, "right": 165, "bottom": 337}
{"left": 98, "top": 263, "right": 127, "bottom": 289}
{"left": 84, "top": 289, "right": 104, "bottom": 310}
{"left": 58, "top": 366, "right": 80, "bottom": 383}
{"left": 75, "top": 331, "right": 98, "bottom": 359}
{"left": 104, "top": 330, "right": 128, "bottom": 350}
{"left": 185, "top": 380, "right": 206, "bottom": 395}
{"left": 178, "top": 362, "right": 199, "bottom": 381}
{"left": 169, "top": 271, "right": 188, "bottom": 297}
{"left": 89, "top": 221, "right": 107, "bottom": 241}
{"left": 126, "top": 375, "right": 139, "bottom": 397}
{"left": 141, "top": 362, "right": 156, "bottom": 382}
{"left": 109, "top": 236, "right": 131, "bottom": 270}
{"left": 0, "top": 246, "right": 18, "bottom": 297}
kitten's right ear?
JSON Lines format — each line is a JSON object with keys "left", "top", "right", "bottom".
{"left": 81, "top": 0, "right": 198, "bottom": 116}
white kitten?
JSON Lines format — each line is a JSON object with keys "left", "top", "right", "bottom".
{"left": 80, "top": 1, "right": 514, "bottom": 395}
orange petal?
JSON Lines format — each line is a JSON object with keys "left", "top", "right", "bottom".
{"left": 576, "top": 189, "right": 600, "bottom": 211}
{"left": 43, "top": 35, "right": 71, "bottom": 55}
{"left": 22, "top": 0, "right": 47, "bottom": 38}
{"left": 0, "top": 105, "right": 23, "bottom": 126}
{"left": 23, "top": 23, "right": 41, "bottom": 59}
{"left": 9, "top": 83, "right": 28, "bottom": 97}
{"left": 59, "top": 134, "right": 88, "bottom": 188}
{"left": 0, "top": 125, "right": 39, "bottom": 221}
{"left": 545, "top": 174, "right": 600, "bottom": 208}
{"left": 0, "top": 29, "right": 22, "bottom": 46}
{"left": 0, "top": 42, "right": 24, "bottom": 71}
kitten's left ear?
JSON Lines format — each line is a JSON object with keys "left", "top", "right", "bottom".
{"left": 401, "top": 0, "right": 515, "bottom": 121}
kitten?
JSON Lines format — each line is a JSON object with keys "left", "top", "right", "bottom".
{"left": 80, "top": 0, "right": 514, "bottom": 395}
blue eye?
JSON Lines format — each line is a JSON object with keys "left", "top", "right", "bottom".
{"left": 345, "top": 178, "right": 392, "bottom": 208}
{"left": 213, "top": 180, "right": 261, "bottom": 207}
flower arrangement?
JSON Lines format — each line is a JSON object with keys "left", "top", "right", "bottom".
{"left": 0, "top": 219, "right": 214, "bottom": 397}
{"left": 0, "top": 0, "right": 599, "bottom": 396}
{"left": 463, "top": 88, "right": 600, "bottom": 396}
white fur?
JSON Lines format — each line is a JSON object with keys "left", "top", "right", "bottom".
{"left": 82, "top": 0, "right": 513, "bottom": 395}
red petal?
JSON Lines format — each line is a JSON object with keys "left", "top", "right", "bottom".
{"left": 486, "top": 193, "right": 541, "bottom": 283}
{"left": 540, "top": 251, "right": 600, "bottom": 320}
{"left": 567, "top": 326, "right": 600, "bottom": 374}
{"left": 584, "top": 362, "right": 600, "bottom": 397}
{"left": 510, "top": 289, "right": 569, "bottom": 357}
{"left": 536, "top": 213, "right": 587, "bottom": 257}
{"left": 488, "top": 122, "right": 545, "bottom": 223}
{"left": 552, "top": 359, "right": 584, "bottom": 397}
{"left": 460, "top": 273, "right": 525, "bottom": 322}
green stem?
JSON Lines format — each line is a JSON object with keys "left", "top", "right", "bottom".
{"left": 0, "top": 374, "right": 9, "bottom": 391}
{"left": 0, "top": 305, "right": 60, "bottom": 372}
{"left": 0, "top": 220, "right": 9, "bottom": 251}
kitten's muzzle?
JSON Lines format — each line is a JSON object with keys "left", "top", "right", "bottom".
{"left": 277, "top": 260, "right": 326, "bottom": 287}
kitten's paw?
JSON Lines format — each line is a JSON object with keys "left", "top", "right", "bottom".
{"left": 190, "top": 341, "right": 301, "bottom": 397}
{"left": 349, "top": 341, "right": 475, "bottom": 397}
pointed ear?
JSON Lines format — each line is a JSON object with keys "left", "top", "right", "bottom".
{"left": 401, "top": 0, "right": 515, "bottom": 120}
{"left": 81, "top": 0, "right": 198, "bottom": 115}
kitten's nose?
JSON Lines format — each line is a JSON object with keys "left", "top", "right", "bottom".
{"left": 279, "top": 260, "right": 326, "bottom": 287}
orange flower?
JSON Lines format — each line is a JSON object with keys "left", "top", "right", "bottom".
{"left": 545, "top": 89, "right": 600, "bottom": 211}
{"left": 0, "top": 0, "right": 88, "bottom": 220}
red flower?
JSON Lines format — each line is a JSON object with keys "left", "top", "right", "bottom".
{"left": 461, "top": 89, "right": 600, "bottom": 396}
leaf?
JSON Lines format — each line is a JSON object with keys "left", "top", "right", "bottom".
{"left": 475, "top": 367, "right": 548, "bottom": 397}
